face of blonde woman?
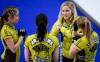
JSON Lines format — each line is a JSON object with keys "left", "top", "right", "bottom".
{"left": 61, "top": 5, "right": 72, "bottom": 20}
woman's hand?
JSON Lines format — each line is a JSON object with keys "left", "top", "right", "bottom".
{"left": 57, "top": 24, "right": 61, "bottom": 31}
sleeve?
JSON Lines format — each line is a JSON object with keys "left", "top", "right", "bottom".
{"left": 50, "top": 18, "right": 62, "bottom": 36}
{"left": 24, "top": 36, "right": 30, "bottom": 48}
{"left": 90, "top": 32, "right": 99, "bottom": 52}
{"left": 93, "top": 32, "right": 99, "bottom": 43}
{"left": 2, "top": 28, "right": 13, "bottom": 40}
{"left": 74, "top": 36, "right": 88, "bottom": 51}
{"left": 53, "top": 36, "right": 59, "bottom": 49}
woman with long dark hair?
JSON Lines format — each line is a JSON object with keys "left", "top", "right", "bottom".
{"left": 24, "top": 13, "right": 59, "bottom": 62}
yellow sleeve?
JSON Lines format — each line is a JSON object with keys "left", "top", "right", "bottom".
{"left": 1, "top": 27, "right": 12, "bottom": 40}
{"left": 92, "top": 32, "right": 99, "bottom": 43}
{"left": 91, "top": 32, "right": 99, "bottom": 52}
{"left": 50, "top": 18, "right": 62, "bottom": 36}
{"left": 74, "top": 36, "right": 88, "bottom": 50}
{"left": 52, "top": 36, "right": 59, "bottom": 49}
{"left": 24, "top": 36, "right": 30, "bottom": 48}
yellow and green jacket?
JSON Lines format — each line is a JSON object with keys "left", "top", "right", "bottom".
{"left": 1, "top": 23, "right": 20, "bottom": 62}
{"left": 24, "top": 33, "right": 59, "bottom": 62}
{"left": 73, "top": 32, "right": 99, "bottom": 62}
{"left": 50, "top": 16, "right": 79, "bottom": 59}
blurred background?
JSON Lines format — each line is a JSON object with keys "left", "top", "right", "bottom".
{"left": 0, "top": 0, "right": 100, "bottom": 62}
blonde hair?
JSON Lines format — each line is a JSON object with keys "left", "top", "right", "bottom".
{"left": 58, "top": 1, "right": 77, "bottom": 18}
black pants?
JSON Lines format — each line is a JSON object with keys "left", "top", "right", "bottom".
{"left": 2, "top": 59, "right": 4, "bottom": 62}
{"left": 3, "top": 49, "right": 16, "bottom": 62}
{"left": 62, "top": 56, "right": 74, "bottom": 62}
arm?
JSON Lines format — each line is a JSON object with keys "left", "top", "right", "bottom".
{"left": 53, "top": 48, "right": 59, "bottom": 62}
{"left": 50, "top": 19, "right": 62, "bottom": 36}
{"left": 24, "top": 47, "right": 30, "bottom": 62}
{"left": 5, "top": 36, "right": 24, "bottom": 53}
{"left": 90, "top": 43, "right": 98, "bottom": 52}
{"left": 90, "top": 32, "right": 99, "bottom": 52}
{"left": 52, "top": 36, "right": 59, "bottom": 62}
{"left": 69, "top": 43, "right": 80, "bottom": 59}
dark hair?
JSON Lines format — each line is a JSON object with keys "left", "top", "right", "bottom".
{"left": 36, "top": 13, "right": 48, "bottom": 42}
{"left": 0, "top": 6, "right": 18, "bottom": 31}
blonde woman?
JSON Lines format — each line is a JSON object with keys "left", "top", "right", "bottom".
{"left": 50, "top": 1, "right": 79, "bottom": 62}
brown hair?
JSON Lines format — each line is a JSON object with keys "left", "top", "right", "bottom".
{"left": 0, "top": 6, "right": 18, "bottom": 31}
{"left": 76, "top": 16, "right": 92, "bottom": 47}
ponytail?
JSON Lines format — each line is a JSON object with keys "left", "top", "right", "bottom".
{"left": 36, "top": 13, "right": 48, "bottom": 42}
{"left": 85, "top": 18, "right": 92, "bottom": 48}
{"left": 37, "top": 23, "right": 47, "bottom": 41}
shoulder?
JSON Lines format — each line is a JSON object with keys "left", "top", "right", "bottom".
{"left": 79, "top": 36, "right": 88, "bottom": 43}
{"left": 46, "top": 34, "right": 59, "bottom": 48}
{"left": 24, "top": 34, "right": 37, "bottom": 47}
{"left": 55, "top": 17, "right": 63, "bottom": 25}
{"left": 92, "top": 31, "right": 98, "bottom": 37}
{"left": 1, "top": 25, "right": 12, "bottom": 37}
{"left": 74, "top": 36, "right": 88, "bottom": 50}
{"left": 1, "top": 24, "right": 14, "bottom": 33}
{"left": 71, "top": 16, "right": 80, "bottom": 26}
{"left": 74, "top": 36, "right": 88, "bottom": 45}
{"left": 74, "top": 16, "right": 79, "bottom": 19}
{"left": 92, "top": 31, "right": 99, "bottom": 43}
{"left": 73, "top": 16, "right": 80, "bottom": 22}
{"left": 48, "top": 34, "right": 58, "bottom": 40}
{"left": 46, "top": 34, "right": 59, "bottom": 44}
{"left": 26, "top": 34, "right": 37, "bottom": 42}
{"left": 1, "top": 25, "right": 9, "bottom": 31}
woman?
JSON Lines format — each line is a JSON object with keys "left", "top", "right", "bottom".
{"left": 70, "top": 16, "right": 99, "bottom": 62}
{"left": 24, "top": 13, "right": 59, "bottom": 62}
{"left": 50, "top": 1, "right": 79, "bottom": 62}
{"left": 0, "top": 7, "right": 25, "bottom": 62}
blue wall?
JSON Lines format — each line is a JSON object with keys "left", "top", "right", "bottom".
{"left": 0, "top": 0, "right": 100, "bottom": 62}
